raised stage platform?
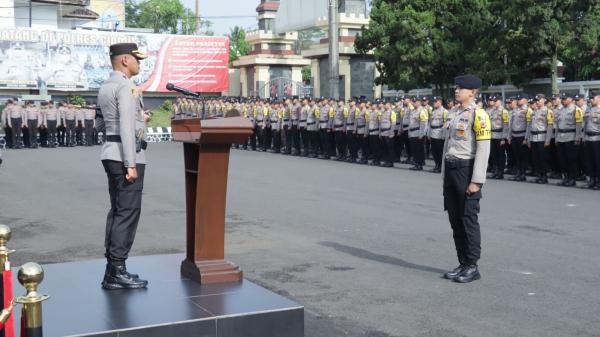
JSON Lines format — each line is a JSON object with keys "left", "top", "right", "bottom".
{"left": 12, "top": 254, "right": 304, "bottom": 337}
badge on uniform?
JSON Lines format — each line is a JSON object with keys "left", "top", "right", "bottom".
{"left": 478, "top": 115, "right": 487, "bottom": 129}
{"left": 131, "top": 88, "right": 139, "bottom": 98}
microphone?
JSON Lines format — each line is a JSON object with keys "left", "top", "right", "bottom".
{"left": 166, "top": 83, "right": 200, "bottom": 97}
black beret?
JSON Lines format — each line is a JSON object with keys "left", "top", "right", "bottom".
{"left": 574, "top": 93, "right": 585, "bottom": 100}
{"left": 421, "top": 96, "right": 429, "bottom": 101}
{"left": 516, "top": 93, "right": 530, "bottom": 100}
{"left": 432, "top": 96, "right": 443, "bottom": 102}
{"left": 488, "top": 95, "right": 498, "bottom": 101}
{"left": 411, "top": 96, "right": 418, "bottom": 102}
{"left": 110, "top": 43, "right": 147, "bottom": 60}
{"left": 454, "top": 74, "right": 482, "bottom": 89}
{"left": 533, "top": 94, "right": 546, "bottom": 101}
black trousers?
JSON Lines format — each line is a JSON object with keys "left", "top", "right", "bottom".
{"left": 381, "top": 136, "right": 395, "bottom": 164}
{"left": 410, "top": 137, "right": 425, "bottom": 166}
{"left": 47, "top": 120, "right": 58, "bottom": 147}
{"left": 300, "top": 128, "right": 309, "bottom": 154}
{"left": 102, "top": 160, "right": 145, "bottom": 261}
{"left": 85, "top": 119, "right": 94, "bottom": 146}
{"left": 76, "top": 122, "right": 83, "bottom": 145}
{"left": 308, "top": 130, "right": 318, "bottom": 156}
{"left": 249, "top": 126, "right": 257, "bottom": 150}
{"left": 368, "top": 134, "right": 381, "bottom": 163}
{"left": 358, "top": 134, "right": 368, "bottom": 160}
{"left": 490, "top": 139, "right": 506, "bottom": 174}
{"left": 319, "top": 129, "right": 332, "bottom": 157}
{"left": 57, "top": 124, "right": 66, "bottom": 145}
{"left": 511, "top": 137, "right": 528, "bottom": 175}
{"left": 291, "top": 125, "right": 300, "bottom": 153}
{"left": 585, "top": 140, "right": 600, "bottom": 179}
{"left": 431, "top": 138, "right": 445, "bottom": 168}
{"left": 557, "top": 141, "right": 578, "bottom": 180}
{"left": 3, "top": 127, "right": 12, "bottom": 148}
{"left": 548, "top": 139, "right": 560, "bottom": 173}
{"left": 530, "top": 141, "right": 549, "bottom": 176}
{"left": 272, "top": 130, "right": 281, "bottom": 152}
{"left": 399, "top": 131, "right": 411, "bottom": 159}
{"left": 443, "top": 162, "right": 481, "bottom": 265}
{"left": 346, "top": 131, "right": 358, "bottom": 159}
{"left": 66, "top": 120, "right": 76, "bottom": 146}
{"left": 393, "top": 133, "right": 402, "bottom": 160}
{"left": 282, "top": 125, "right": 290, "bottom": 153}
{"left": 334, "top": 130, "right": 346, "bottom": 158}
{"left": 11, "top": 118, "right": 23, "bottom": 147}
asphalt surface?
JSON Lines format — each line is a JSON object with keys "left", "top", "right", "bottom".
{"left": 1, "top": 143, "right": 599, "bottom": 337}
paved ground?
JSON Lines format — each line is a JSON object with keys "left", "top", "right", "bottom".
{"left": 0, "top": 143, "right": 599, "bottom": 337}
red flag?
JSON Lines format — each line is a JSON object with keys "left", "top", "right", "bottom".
{"left": 2, "top": 270, "right": 13, "bottom": 337}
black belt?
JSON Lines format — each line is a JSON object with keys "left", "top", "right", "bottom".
{"left": 409, "top": 127, "right": 420, "bottom": 132}
{"left": 512, "top": 130, "right": 525, "bottom": 133}
{"left": 586, "top": 131, "right": 600, "bottom": 136}
{"left": 444, "top": 158, "right": 475, "bottom": 169}
{"left": 357, "top": 125, "right": 366, "bottom": 129}
{"left": 307, "top": 122, "right": 316, "bottom": 125}
{"left": 334, "top": 124, "right": 345, "bottom": 128}
{"left": 558, "top": 128, "right": 576, "bottom": 133}
{"left": 403, "top": 124, "right": 409, "bottom": 128}
{"left": 369, "top": 128, "right": 379, "bottom": 132}
{"left": 106, "top": 135, "right": 122, "bottom": 142}
{"left": 492, "top": 128, "right": 503, "bottom": 132}
{"left": 380, "top": 128, "right": 391, "bottom": 132}
{"left": 530, "top": 130, "right": 547, "bottom": 135}
{"left": 300, "top": 119, "right": 307, "bottom": 122}
{"left": 283, "top": 119, "right": 290, "bottom": 122}
{"left": 430, "top": 125, "right": 443, "bottom": 129}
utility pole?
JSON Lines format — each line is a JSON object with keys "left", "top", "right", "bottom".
{"left": 195, "top": 0, "right": 200, "bottom": 35}
{"left": 328, "top": 0, "right": 339, "bottom": 100}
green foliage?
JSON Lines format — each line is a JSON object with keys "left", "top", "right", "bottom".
{"left": 301, "top": 66, "right": 312, "bottom": 84}
{"left": 148, "top": 100, "right": 173, "bottom": 128}
{"left": 125, "top": 0, "right": 141, "bottom": 28}
{"left": 229, "top": 26, "right": 251, "bottom": 65}
{"left": 356, "top": 0, "right": 600, "bottom": 94}
{"left": 199, "top": 20, "right": 215, "bottom": 36}
{"left": 68, "top": 95, "right": 86, "bottom": 106}
{"left": 135, "top": 0, "right": 194, "bottom": 34}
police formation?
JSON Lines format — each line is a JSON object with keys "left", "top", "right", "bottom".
{"left": 1, "top": 98, "right": 100, "bottom": 149}
{"left": 173, "top": 91, "right": 600, "bottom": 190}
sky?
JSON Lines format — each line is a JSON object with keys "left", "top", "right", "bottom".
{"left": 180, "top": 0, "right": 258, "bottom": 36}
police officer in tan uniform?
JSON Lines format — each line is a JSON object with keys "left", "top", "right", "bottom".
{"left": 442, "top": 75, "right": 491, "bottom": 283}
{"left": 583, "top": 91, "right": 600, "bottom": 189}
{"left": 98, "top": 43, "right": 151, "bottom": 290}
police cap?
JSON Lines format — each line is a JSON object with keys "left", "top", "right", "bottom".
{"left": 454, "top": 74, "right": 482, "bottom": 89}
{"left": 109, "top": 43, "right": 148, "bottom": 60}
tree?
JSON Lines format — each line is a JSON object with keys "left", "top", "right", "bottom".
{"left": 137, "top": 0, "right": 190, "bottom": 34}
{"left": 198, "top": 20, "right": 215, "bottom": 36}
{"left": 355, "top": 0, "right": 498, "bottom": 99}
{"left": 229, "top": 26, "right": 251, "bottom": 65}
{"left": 125, "top": 0, "right": 141, "bottom": 28}
{"left": 302, "top": 66, "right": 312, "bottom": 84}
{"left": 561, "top": 0, "right": 600, "bottom": 81}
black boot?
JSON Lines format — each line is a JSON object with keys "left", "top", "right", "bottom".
{"left": 583, "top": 177, "right": 597, "bottom": 189}
{"left": 443, "top": 265, "right": 466, "bottom": 280}
{"left": 454, "top": 264, "right": 481, "bottom": 283}
{"left": 102, "top": 261, "right": 148, "bottom": 290}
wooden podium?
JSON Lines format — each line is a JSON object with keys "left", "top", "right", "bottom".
{"left": 171, "top": 116, "right": 253, "bottom": 284}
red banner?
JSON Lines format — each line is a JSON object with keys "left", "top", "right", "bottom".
{"left": 138, "top": 36, "right": 229, "bottom": 93}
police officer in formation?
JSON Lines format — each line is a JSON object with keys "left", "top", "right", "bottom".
{"left": 442, "top": 74, "right": 491, "bottom": 283}
{"left": 1, "top": 98, "right": 100, "bottom": 149}
{"left": 174, "top": 91, "right": 595, "bottom": 191}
